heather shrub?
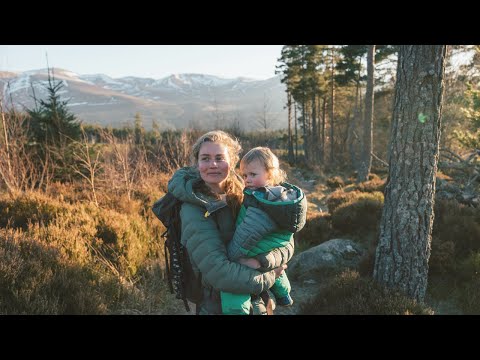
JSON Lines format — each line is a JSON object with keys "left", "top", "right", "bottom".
{"left": 433, "top": 199, "right": 480, "bottom": 259}
{"left": 367, "top": 173, "right": 382, "bottom": 182}
{"left": 300, "top": 270, "right": 434, "bottom": 315}
{"left": 456, "top": 252, "right": 480, "bottom": 314}
{"left": 295, "top": 213, "right": 332, "bottom": 251}
{"left": 92, "top": 207, "right": 154, "bottom": 277}
{"left": 457, "top": 280, "right": 480, "bottom": 314}
{"left": 134, "top": 187, "right": 165, "bottom": 216}
{"left": 370, "top": 166, "right": 388, "bottom": 177}
{"left": 0, "top": 192, "right": 68, "bottom": 230}
{"left": 326, "top": 176, "right": 345, "bottom": 189}
{"left": 0, "top": 226, "right": 176, "bottom": 314}
{"left": 27, "top": 208, "right": 97, "bottom": 266}
{"left": 117, "top": 260, "right": 187, "bottom": 315}
{"left": 0, "top": 228, "right": 122, "bottom": 314}
{"left": 429, "top": 239, "right": 456, "bottom": 275}
{"left": 45, "top": 181, "right": 77, "bottom": 202}
{"left": 331, "top": 192, "right": 384, "bottom": 239}
{"left": 0, "top": 188, "right": 174, "bottom": 314}
{"left": 327, "top": 190, "right": 363, "bottom": 214}
{"left": 457, "top": 252, "right": 480, "bottom": 282}
{"left": 355, "top": 176, "right": 386, "bottom": 193}
{"left": 104, "top": 193, "right": 143, "bottom": 217}
{"left": 0, "top": 192, "right": 161, "bottom": 279}
{"left": 357, "top": 244, "right": 378, "bottom": 277}
{"left": 153, "top": 172, "right": 172, "bottom": 194}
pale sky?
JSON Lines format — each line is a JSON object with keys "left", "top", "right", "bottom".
{"left": 0, "top": 45, "right": 284, "bottom": 80}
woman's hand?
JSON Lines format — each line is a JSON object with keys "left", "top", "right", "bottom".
{"left": 273, "top": 264, "right": 287, "bottom": 278}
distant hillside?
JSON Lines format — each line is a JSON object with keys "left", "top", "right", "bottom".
{"left": 0, "top": 68, "right": 287, "bottom": 130}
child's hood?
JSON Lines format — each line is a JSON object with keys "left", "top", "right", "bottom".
{"left": 243, "top": 182, "right": 307, "bottom": 233}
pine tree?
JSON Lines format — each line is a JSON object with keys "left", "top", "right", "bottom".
{"left": 134, "top": 112, "right": 145, "bottom": 145}
{"left": 27, "top": 68, "right": 81, "bottom": 147}
{"left": 373, "top": 45, "right": 448, "bottom": 302}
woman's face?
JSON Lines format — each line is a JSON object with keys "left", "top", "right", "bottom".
{"left": 198, "top": 142, "right": 231, "bottom": 193}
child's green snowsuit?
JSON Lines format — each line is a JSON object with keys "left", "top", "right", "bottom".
{"left": 221, "top": 182, "right": 307, "bottom": 315}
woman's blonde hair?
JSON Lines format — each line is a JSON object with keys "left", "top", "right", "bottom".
{"left": 241, "top": 147, "right": 287, "bottom": 185}
{"left": 190, "top": 130, "right": 244, "bottom": 217}
{"left": 191, "top": 130, "right": 241, "bottom": 171}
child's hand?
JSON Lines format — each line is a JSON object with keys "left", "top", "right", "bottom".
{"left": 273, "top": 264, "right": 287, "bottom": 278}
{"left": 238, "top": 257, "right": 261, "bottom": 269}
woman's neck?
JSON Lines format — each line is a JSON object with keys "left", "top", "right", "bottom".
{"left": 206, "top": 181, "right": 225, "bottom": 195}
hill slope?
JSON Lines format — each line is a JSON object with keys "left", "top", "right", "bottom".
{"left": 0, "top": 68, "right": 287, "bottom": 130}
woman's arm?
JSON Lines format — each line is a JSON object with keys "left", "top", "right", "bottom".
{"left": 254, "top": 237, "right": 295, "bottom": 271}
{"left": 181, "top": 203, "right": 276, "bottom": 295}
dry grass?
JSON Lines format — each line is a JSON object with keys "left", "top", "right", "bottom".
{"left": 300, "top": 270, "right": 434, "bottom": 315}
{"left": 0, "top": 228, "right": 119, "bottom": 314}
{"left": 0, "top": 175, "right": 174, "bottom": 314}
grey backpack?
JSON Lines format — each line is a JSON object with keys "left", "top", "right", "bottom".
{"left": 152, "top": 192, "right": 202, "bottom": 312}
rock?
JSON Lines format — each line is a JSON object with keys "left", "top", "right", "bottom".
{"left": 288, "top": 239, "right": 366, "bottom": 279}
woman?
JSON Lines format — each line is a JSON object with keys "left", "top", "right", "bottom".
{"left": 167, "top": 130, "right": 292, "bottom": 314}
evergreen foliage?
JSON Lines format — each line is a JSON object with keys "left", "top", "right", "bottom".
{"left": 453, "top": 82, "right": 480, "bottom": 149}
{"left": 26, "top": 70, "right": 81, "bottom": 147}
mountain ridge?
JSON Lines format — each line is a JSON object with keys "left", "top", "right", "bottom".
{"left": 0, "top": 68, "right": 287, "bottom": 130}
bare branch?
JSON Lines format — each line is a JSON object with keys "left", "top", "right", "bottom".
{"left": 371, "top": 151, "right": 389, "bottom": 167}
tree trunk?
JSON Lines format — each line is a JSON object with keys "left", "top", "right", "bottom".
{"left": 321, "top": 97, "right": 326, "bottom": 164}
{"left": 311, "top": 93, "right": 317, "bottom": 164}
{"left": 294, "top": 103, "right": 298, "bottom": 161}
{"left": 329, "top": 48, "right": 335, "bottom": 166}
{"left": 347, "top": 82, "right": 360, "bottom": 170}
{"left": 373, "top": 45, "right": 448, "bottom": 303}
{"left": 287, "top": 92, "right": 294, "bottom": 164}
{"left": 302, "top": 100, "right": 309, "bottom": 161}
{"left": 358, "top": 45, "right": 376, "bottom": 182}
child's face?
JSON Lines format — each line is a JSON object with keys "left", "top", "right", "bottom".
{"left": 241, "top": 160, "right": 270, "bottom": 189}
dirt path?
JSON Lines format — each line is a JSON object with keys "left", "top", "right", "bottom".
{"left": 172, "top": 280, "right": 322, "bottom": 315}
{"left": 272, "top": 278, "right": 323, "bottom": 315}
{"left": 167, "top": 271, "right": 324, "bottom": 315}
{"left": 287, "top": 167, "right": 333, "bottom": 212}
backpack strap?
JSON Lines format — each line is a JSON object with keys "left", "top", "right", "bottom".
{"left": 169, "top": 201, "right": 191, "bottom": 312}
{"left": 154, "top": 193, "right": 192, "bottom": 312}
{"left": 163, "top": 229, "right": 173, "bottom": 293}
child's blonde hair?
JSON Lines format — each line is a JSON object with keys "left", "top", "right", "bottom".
{"left": 241, "top": 146, "right": 287, "bottom": 185}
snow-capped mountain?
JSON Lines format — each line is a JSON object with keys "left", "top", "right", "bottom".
{"left": 0, "top": 68, "right": 287, "bottom": 130}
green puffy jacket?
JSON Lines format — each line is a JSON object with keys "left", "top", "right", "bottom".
{"left": 227, "top": 183, "right": 307, "bottom": 262}
{"left": 167, "top": 167, "right": 285, "bottom": 303}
